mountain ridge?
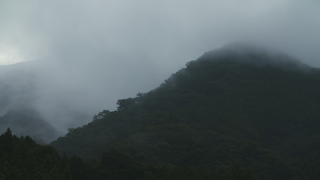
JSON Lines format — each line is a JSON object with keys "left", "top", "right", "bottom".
{"left": 50, "top": 44, "right": 320, "bottom": 179}
{"left": 198, "top": 42, "right": 311, "bottom": 72}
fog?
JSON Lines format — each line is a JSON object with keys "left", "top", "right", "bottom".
{"left": 0, "top": 1, "right": 319, "bottom": 138}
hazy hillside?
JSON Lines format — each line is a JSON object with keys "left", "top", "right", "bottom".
{"left": 51, "top": 44, "right": 320, "bottom": 180}
{"left": 0, "top": 56, "right": 165, "bottom": 143}
{"left": 0, "top": 109, "right": 60, "bottom": 144}
{"left": 0, "top": 63, "right": 62, "bottom": 143}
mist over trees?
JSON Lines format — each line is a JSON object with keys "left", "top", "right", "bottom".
{"left": 51, "top": 45, "right": 320, "bottom": 180}
{"left": 0, "top": 59, "right": 163, "bottom": 143}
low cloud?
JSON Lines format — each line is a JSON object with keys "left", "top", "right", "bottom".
{"left": 0, "top": 0, "right": 319, "bottom": 135}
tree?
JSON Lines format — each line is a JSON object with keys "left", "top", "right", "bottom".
{"left": 4, "top": 128, "right": 12, "bottom": 137}
{"left": 117, "top": 98, "right": 136, "bottom": 111}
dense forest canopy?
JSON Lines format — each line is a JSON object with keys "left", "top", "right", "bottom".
{"left": 50, "top": 45, "right": 320, "bottom": 180}
{"left": 0, "top": 128, "right": 256, "bottom": 180}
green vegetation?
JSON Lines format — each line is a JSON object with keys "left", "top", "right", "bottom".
{"left": 50, "top": 50, "right": 320, "bottom": 180}
{"left": 0, "top": 128, "right": 71, "bottom": 180}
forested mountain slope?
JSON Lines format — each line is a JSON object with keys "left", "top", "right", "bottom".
{"left": 51, "top": 44, "right": 320, "bottom": 180}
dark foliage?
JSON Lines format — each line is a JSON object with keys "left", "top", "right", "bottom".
{"left": 0, "top": 129, "right": 255, "bottom": 179}
{"left": 0, "top": 128, "right": 72, "bottom": 180}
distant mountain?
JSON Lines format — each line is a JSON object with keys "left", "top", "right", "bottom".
{"left": 0, "top": 62, "right": 63, "bottom": 143}
{"left": 0, "top": 55, "right": 164, "bottom": 143}
{"left": 51, "top": 44, "right": 320, "bottom": 180}
{"left": 0, "top": 108, "right": 61, "bottom": 144}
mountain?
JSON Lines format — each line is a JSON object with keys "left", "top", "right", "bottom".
{"left": 50, "top": 44, "right": 320, "bottom": 180}
{"left": 0, "top": 60, "right": 98, "bottom": 143}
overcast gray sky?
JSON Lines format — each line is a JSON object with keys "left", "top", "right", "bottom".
{"left": 1, "top": 0, "right": 319, "bottom": 66}
{"left": 0, "top": 0, "right": 319, "bottom": 133}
